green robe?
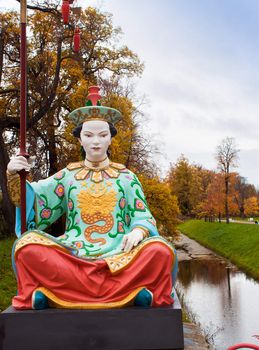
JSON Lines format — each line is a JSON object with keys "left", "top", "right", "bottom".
{"left": 19, "top": 161, "right": 159, "bottom": 259}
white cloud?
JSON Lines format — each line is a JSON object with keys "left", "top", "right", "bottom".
{"left": 0, "top": 0, "right": 18, "bottom": 10}
{"left": 99, "top": 0, "right": 259, "bottom": 186}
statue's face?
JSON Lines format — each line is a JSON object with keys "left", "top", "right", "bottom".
{"left": 80, "top": 120, "right": 111, "bottom": 161}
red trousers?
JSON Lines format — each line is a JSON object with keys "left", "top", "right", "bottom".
{"left": 13, "top": 242, "right": 174, "bottom": 309}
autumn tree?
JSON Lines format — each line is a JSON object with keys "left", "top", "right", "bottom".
{"left": 233, "top": 175, "right": 257, "bottom": 218}
{"left": 139, "top": 175, "right": 180, "bottom": 236}
{"left": 216, "top": 137, "right": 239, "bottom": 224}
{"left": 196, "top": 172, "right": 224, "bottom": 221}
{"left": 197, "top": 172, "right": 239, "bottom": 221}
{"left": 167, "top": 155, "right": 213, "bottom": 216}
{"left": 244, "top": 197, "right": 259, "bottom": 217}
{"left": 167, "top": 156, "right": 193, "bottom": 215}
{"left": 0, "top": 3, "right": 144, "bottom": 234}
{"left": 190, "top": 165, "right": 214, "bottom": 215}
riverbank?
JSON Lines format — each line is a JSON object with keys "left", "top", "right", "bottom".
{"left": 175, "top": 234, "right": 229, "bottom": 349}
{"left": 178, "top": 219, "right": 259, "bottom": 280}
{"left": 183, "top": 323, "right": 210, "bottom": 349}
{"left": 175, "top": 232, "right": 259, "bottom": 349}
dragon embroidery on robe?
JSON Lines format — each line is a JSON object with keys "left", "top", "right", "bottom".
{"left": 78, "top": 182, "right": 117, "bottom": 245}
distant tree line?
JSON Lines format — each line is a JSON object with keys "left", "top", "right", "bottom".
{"left": 167, "top": 137, "right": 259, "bottom": 223}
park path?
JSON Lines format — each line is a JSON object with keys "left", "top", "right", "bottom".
{"left": 222, "top": 219, "right": 257, "bottom": 225}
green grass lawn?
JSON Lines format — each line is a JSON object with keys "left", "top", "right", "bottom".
{"left": 178, "top": 219, "right": 259, "bottom": 280}
{"left": 0, "top": 238, "right": 16, "bottom": 311}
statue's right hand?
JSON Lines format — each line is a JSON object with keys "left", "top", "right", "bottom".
{"left": 7, "top": 156, "right": 34, "bottom": 175}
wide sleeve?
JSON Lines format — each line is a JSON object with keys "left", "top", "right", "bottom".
{"left": 14, "top": 169, "right": 68, "bottom": 237}
{"left": 123, "top": 171, "right": 159, "bottom": 237}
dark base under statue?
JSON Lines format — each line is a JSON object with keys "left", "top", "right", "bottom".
{"left": 0, "top": 294, "right": 184, "bottom": 350}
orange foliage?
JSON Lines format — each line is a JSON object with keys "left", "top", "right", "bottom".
{"left": 197, "top": 172, "right": 239, "bottom": 219}
{"left": 244, "top": 197, "right": 259, "bottom": 216}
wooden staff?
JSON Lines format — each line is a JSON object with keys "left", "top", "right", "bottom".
{"left": 19, "top": 0, "right": 28, "bottom": 234}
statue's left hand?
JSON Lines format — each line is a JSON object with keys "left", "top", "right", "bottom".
{"left": 121, "top": 228, "right": 144, "bottom": 253}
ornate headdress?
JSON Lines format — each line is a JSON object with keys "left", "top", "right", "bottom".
{"left": 69, "top": 86, "right": 122, "bottom": 126}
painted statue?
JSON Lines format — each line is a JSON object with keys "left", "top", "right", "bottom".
{"left": 6, "top": 86, "right": 178, "bottom": 310}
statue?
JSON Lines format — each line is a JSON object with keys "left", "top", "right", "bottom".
{"left": 6, "top": 86, "right": 178, "bottom": 310}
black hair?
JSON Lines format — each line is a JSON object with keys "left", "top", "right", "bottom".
{"left": 72, "top": 122, "right": 117, "bottom": 160}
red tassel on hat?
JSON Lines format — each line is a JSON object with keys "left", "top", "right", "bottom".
{"left": 62, "top": 0, "right": 70, "bottom": 24}
{"left": 73, "top": 27, "right": 81, "bottom": 53}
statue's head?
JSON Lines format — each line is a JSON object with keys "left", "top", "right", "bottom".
{"left": 69, "top": 86, "right": 121, "bottom": 161}
{"left": 73, "top": 120, "right": 117, "bottom": 161}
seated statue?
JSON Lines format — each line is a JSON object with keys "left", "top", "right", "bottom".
{"left": 6, "top": 86, "right": 178, "bottom": 310}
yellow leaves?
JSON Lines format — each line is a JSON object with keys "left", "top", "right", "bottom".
{"left": 63, "top": 123, "right": 77, "bottom": 145}
{"left": 69, "top": 83, "right": 88, "bottom": 111}
{"left": 244, "top": 197, "right": 259, "bottom": 216}
{"left": 168, "top": 155, "right": 213, "bottom": 215}
{"left": 139, "top": 175, "right": 180, "bottom": 236}
{"left": 101, "top": 93, "right": 136, "bottom": 165}
{"left": 0, "top": 11, "right": 19, "bottom": 34}
{"left": 0, "top": 98, "right": 8, "bottom": 116}
{"left": 110, "top": 137, "right": 127, "bottom": 165}
{"left": 30, "top": 11, "right": 59, "bottom": 43}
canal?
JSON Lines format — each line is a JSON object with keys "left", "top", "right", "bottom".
{"left": 176, "top": 236, "right": 259, "bottom": 350}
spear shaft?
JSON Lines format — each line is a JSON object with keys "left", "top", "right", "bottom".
{"left": 19, "top": 0, "right": 28, "bottom": 234}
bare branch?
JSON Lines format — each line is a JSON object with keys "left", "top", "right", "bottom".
{"left": 15, "top": 0, "right": 60, "bottom": 15}
{"left": 0, "top": 88, "right": 19, "bottom": 95}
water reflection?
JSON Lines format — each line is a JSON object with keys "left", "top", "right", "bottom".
{"left": 177, "top": 259, "right": 259, "bottom": 350}
{"left": 179, "top": 259, "right": 230, "bottom": 287}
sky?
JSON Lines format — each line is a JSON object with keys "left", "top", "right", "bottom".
{"left": 1, "top": 0, "right": 259, "bottom": 188}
